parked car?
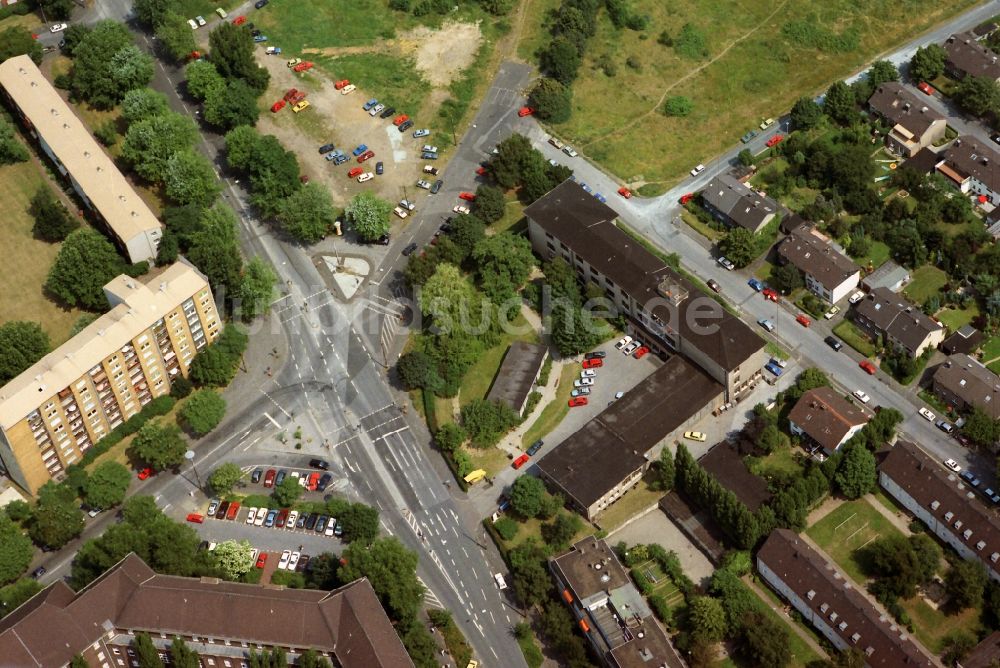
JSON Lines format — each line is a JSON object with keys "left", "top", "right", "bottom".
{"left": 292, "top": 100, "right": 310, "bottom": 112}
{"left": 376, "top": 161, "right": 384, "bottom": 175}
{"left": 286, "top": 510, "right": 299, "bottom": 528}
{"left": 762, "top": 288, "right": 779, "bottom": 302}
{"left": 264, "top": 509, "right": 278, "bottom": 527}
{"left": 287, "top": 57, "right": 302, "bottom": 68}
{"left": 690, "top": 164, "right": 706, "bottom": 176}
{"left": 393, "top": 114, "right": 410, "bottom": 126}
{"left": 263, "top": 468, "right": 277, "bottom": 487}
{"left": 196, "top": 15, "right": 207, "bottom": 25}
{"left": 226, "top": 502, "right": 241, "bottom": 521}
{"left": 413, "top": 129, "right": 430, "bottom": 138}
{"left": 684, "top": 431, "right": 707, "bottom": 442}
{"left": 352, "top": 144, "right": 368, "bottom": 157}
{"left": 717, "top": 256, "right": 735, "bottom": 271}
{"left": 570, "top": 388, "right": 590, "bottom": 397}
{"left": 917, "top": 81, "right": 934, "bottom": 95}
{"left": 848, "top": 290, "right": 865, "bottom": 304}
{"left": 251, "top": 468, "right": 263, "bottom": 483}
{"left": 562, "top": 146, "right": 578, "bottom": 157}
{"left": 759, "top": 117, "right": 775, "bottom": 130}
{"left": 334, "top": 79, "right": 350, "bottom": 90}
{"left": 824, "top": 336, "right": 843, "bottom": 351}
{"left": 568, "top": 397, "right": 588, "bottom": 407}
{"left": 573, "top": 378, "right": 594, "bottom": 387}
{"left": 348, "top": 167, "right": 363, "bottom": 178}
{"left": 318, "top": 143, "right": 335, "bottom": 154}
{"left": 394, "top": 206, "right": 409, "bottom": 219}
{"left": 340, "top": 84, "right": 356, "bottom": 95}
{"left": 265, "top": 45, "right": 281, "bottom": 54}
{"left": 254, "top": 0, "right": 268, "bottom": 7}
{"left": 186, "top": 513, "right": 204, "bottom": 523}
{"left": 380, "top": 106, "right": 396, "bottom": 118}
{"left": 453, "top": 205, "right": 470, "bottom": 214}
{"left": 741, "top": 130, "right": 757, "bottom": 144}
{"left": 707, "top": 279, "right": 721, "bottom": 293}
{"left": 275, "top": 509, "right": 288, "bottom": 528}
{"left": 458, "top": 191, "right": 475, "bottom": 201}
{"left": 50, "top": 22, "right": 68, "bottom": 32}
{"left": 357, "top": 172, "right": 374, "bottom": 183}
{"left": 138, "top": 467, "right": 154, "bottom": 480}
{"left": 527, "top": 440, "right": 544, "bottom": 456}
{"left": 246, "top": 507, "right": 257, "bottom": 524}
{"left": 747, "top": 278, "right": 765, "bottom": 291}
{"left": 616, "top": 335, "right": 633, "bottom": 350}
{"left": 400, "top": 199, "right": 416, "bottom": 211}
{"left": 292, "top": 61, "right": 314, "bottom": 73}
{"left": 765, "top": 361, "right": 784, "bottom": 376}
{"left": 253, "top": 34, "right": 268, "bottom": 42}
{"left": 430, "top": 180, "right": 443, "bottom": 194}
{"left": 421, "top": 150, "right": 437, "bottom": 159}
{"left": 363, "top": 98, "right": 378, "bottom": 111}
{"left": 618, "top": 187, "right": 632, "bottom": 198}
{"left": 517, "top": 106, "right": 535, "bottom": 117}
{"left": 402, "top": 243, "right": 418, "bottom": 256}
{"left": 795, "top": 314, "right": 811, "bottom": 328}
{"left": 315, "top": 516, "right": 328, "bottom": 533}
{"left": 859, "top": 360, "right": 877, "bottom": 375}
{"left": 581, "top": 369, "right": 597, "bottom": 378}
{"left": 623, "top": 341, "right": 640, "bottom": 355}
{"left": 317, "top": 473, "right": 333, "bottom": 492}
{"left": 269, "top": 99, "right": 286, "bottom": 113}
{"left": 582, "top": 358, "right": 603, "bottom": 369}
{"left": 370, "top": 104, "right": 385, "bottom": 117}
{"left": 633, "top": 346, "right": 650, "bottom": 359}
{"left": 423, "top": 165, "right": 439, "bottom": 175}
{"left": 207, "top": 498, "right": 220, "bottom": 516}
{"left": 918, "top": 407, "right": 936, "bottom": 422}
{"left": 936, "top": 419, "right": 955, "bottom": 434}
{"left": 766, "top": 134, "right": 784, "bottom": 148}
{"left": 278, "top": 550, "right": 291, "bottom": 569}
{"left": 512, "top": 454, "right": 530, "bottom": 470}
{"left": 757, "top": 318, "right": 775, "bottom": 332}
{"left": 399, "top": 119, "right": 414, "bottom": 132}
{"left": 254, "top": 508, "right": 267, "bottom": 526}
{"left": 275, "top": 470, "right": 287, "bottom": 486}
{"left": 416, "top": 179, "right": 431, "bottom": 190}
{"left": 585, "top": 351, "right": 606, "bottom": 360}
{"left": 853, "top": 390, "right": 871, "bottom": 404}
{"left": 944, "top": 458, "right": 961, "bottom": 473}
{"left": 255, "top": 552, "right": 268, "bottom": 568}
{"left": 824, "top": 305, "right": 841, "bottom": 320}
{"left": 421, "top": 144, "right": 439, "bottom": 154}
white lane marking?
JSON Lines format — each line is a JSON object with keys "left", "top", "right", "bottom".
{"left": 264, "top": 413, "right": 281, "bottom": 429}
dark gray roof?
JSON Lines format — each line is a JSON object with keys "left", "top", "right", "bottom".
{"left": 941, "top": 135, "right": 1000, "bottom": 194}
{"left": 777, "top": 224, "right": 859, "bottom": 292}
{"left": 525, "top": 180, "right": 765, "bottom": 374}
{"left": 944, "top": 31, "right": 1000, "bottom": 79}
{"left": 759, "top": 529, "right": 934, "bottom": 667}
{"left": 700, "top": 173, "right": 778, "bottom": 232}
{"left": 537, "top": 356, "right": 723, "bottom": 509}
{"left": 861, "top": 260, "right": 909, "bottom": 291}
{"left": 867, "top": 82, "right": 945, "bottom": 139}
{"left": 933, "top": 353, "right": 1000, "bottom": 416}
{"left": 853, "top": 287, "right": 943, "bottom": 352}
{"left": 699, "top": 441, "right": 772, "bottom": 510}
{"left": 485, "top": 341, "right": 547, "bottom": 411}
{"left": 941, "top": 325, "right": 984, "bottom": 355}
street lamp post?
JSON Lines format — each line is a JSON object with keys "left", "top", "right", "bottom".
{"left": 184, "top": 450, "right": 203, "bottom": 491}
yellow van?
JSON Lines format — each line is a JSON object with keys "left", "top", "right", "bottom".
{"left": 463, "top": 469, "right": 486, "bottom": 485}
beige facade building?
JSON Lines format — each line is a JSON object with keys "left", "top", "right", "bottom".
{"left": 0, "top": 262, "right": 220, "bottom": 494}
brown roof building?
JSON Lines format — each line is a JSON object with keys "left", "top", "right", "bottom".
{"left": 699, "top": 441, "right": 772, "bottom": 510}
{"left": 851, "top": 287, "right": 945, "bottom": 358}
{"left": 699, "top": 174, "right": 779, "bottom": 234}
{"left": 485, "top": 341, "right": 548, "bottom": 417}
{"left": 944, "top": 32, "right": 1000, "bottom": 81}
{"left": 880, "top": 440, "right": 1000, "bottom": 583}
{"left": 550, "top": 536, "right": 686, "bottom": 668}
{"left": 0, "top": 553, "right": 412, "bottom": 668}
{"left": 776, "top": 223, "right": 860, "bottom": 304}
{"left": 537, "top": 355, "right": 723, "bottom": 520}
{"left": 788, "top": 387, "right": 869, "bottom": 455}
{"left": 757, "top": 529, "right": 935, "bottom": 667}
{"left": 935, "top": 135, "right": 1000, "bottom": 205}
{"left": 932, "top": 353, "right": 1000, "bottom": 419}
{"left": 961, "top": 630, "right": 1000, "bottom": 668}
{"left": 867, "top": 82, "right": 948, "bottom": 157}
{"left": 940, "top": 325, "right": 984, "bottom": 356}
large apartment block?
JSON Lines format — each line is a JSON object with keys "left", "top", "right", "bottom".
{"left": 0, "top": 55, "right": 163, "bottom": 264}
{"left": 0, "top": 262, "right": 219, "bottom": 494}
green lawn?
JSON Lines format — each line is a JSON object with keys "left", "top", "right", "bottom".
{"left": 253, "top": 0, "right": 399, "bottom": 50}
{"left": 903, "top": 595, "right": 982, "bottom": 654}
{"left": 752, "top": 583, "right": 826, "bottom": 667}
{"left": 903, "top": 266, "right": 948, "bottom": 305}
{"left": 744, "top": 583, "right": 822, "bottom": 667}
{"left": 596, "top": 476, "right": 663, "bottom": 531}
{"left": 681, "top": 209, "right": 725, "bottom": 242}
{"left": 755, "top": 261, "right": 775, "bottom": 282}
{"left": 521, "top": 364, "right": 576, "bottom": 448}
{"left": 833, "top": 320, "right": 876, "bottom": 358}
{"left": 937, "top": 304, "right": 979, "bottom": 333}
{"left": 981, "top": 335, "right": 1000, "bottom": 361}
{"left": 490, "top": 195, "right": 527, "bottom": 234}
{"left": 851, "top": 240, "right": 890, "bottom": 271}
{"left": 458, "top": 311, "right": 540, "bottom": 407}
{"left": 319, "top": 53, "right": 431, "bottom": 117}
{"left": 748, "top": 446, "right": 804, "bottom": 480}
{"left": 806, "top": 498, "right": 905, "bottom": 585}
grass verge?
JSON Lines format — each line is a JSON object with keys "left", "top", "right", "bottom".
{"left": 520, "top": 364, "right": 575, "bottom": 447}
{"left": 595, "top": 476, "right": 661, "bottom": 531}
{"left": 833, "top": 320, "right": 876, "bottom": 358}
{"left": 458, "top": 310, "right": 540, "bottom": 407}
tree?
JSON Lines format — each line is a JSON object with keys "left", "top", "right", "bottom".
{"left": 204, "top": 79, "right": 261, "bottom": 131}
{"left": 129, "top": 420, "right": 188, "bottom": 471}
{"left": 170, "top": 376, "right": 193, "bottom": 399}
{"left": 510, "top": 475, "right": 546, "bottom": 518}
{"left": 338, "top": 503, "right": 380, "bottom": 545}
{"left": 0, "top": 118, "right": 29, "bottom": 165}
{"left": 46, "top": 228, "right": 124, "bottom": 310}
{"left": 60, "top": 24, "right": 93, "bottom": 57}
{"left": 179, "top": 389, "right": 227, "bottom": 436}
{"left": 472, "top": 233, "right": 535, "bottom": 303}
{"left": 246, "top": 135, "right": 301, "bottom": 216}
{"left": 85, "top": 461, "right": 131, "bottom": 509}
{"left": 528, "top": 77, "right": 572, "bottom": 122}
{"left": 71, "top": 22, "right": 154, "bottom": 109}
{"left": 419, "top": 263, "right": 477, "bottom": 330}
{"left": 155, "top": 13, "right": 198, "bottom": 62}
{"left": 460, "top": 399, "right": 518, "bottom": 448}
{"left": 134, "top": 633, "right": 165, "bottom": 668}
{"left": 955, "top": 75, "right": 1000, "bottom": 117}
{"left": 833, "top": 443, "right": 876, "bottom": 499}
{"left": 69, "top": 655, "right": 89, "bottom": 668}
{"left": 964, "top": 407, "right": 1000, "bottom": 447}
{"left": 741, "top": 612, "right": 791, "bottom": 668}
{"left": 434, "top": 422, "right": 466, "bottom": 452}
{"left": 823, "top": 80, "right": 857, "bottom": 125}
{"left": 29, "top": 483, "right": 84, "bottom": 550}
{"left": 338, "top": 538, "right": 423, "bottom": 625}
{"left": 0, "top": 321, "right": 50, "bottom": 386}
{"left": 541, "top": 37, "right": 581, "bottom": 85}
{"left": 769, "top": 263, "right": 803, "bottom": 294}
{"left": 650, "top": 447, "right": 675, "bottom": 491}
{"left": 224, "top": 125, "right": 259, "bottom": 171}
{"left": 208, "top": 22, "right": 270, "bottom": 92}
{"left": 208, "top": 463, "right": 243, "bottom": 495}
{"left": 719, "top": 227, "right": 756, "bottom": 267}
{"left": 737, "top": 148, "right": 754, "bottom": 167}
{"left": 663, "top": 95, "right": 694, "bottom": 117}
{"left": 187, "top": 204, "right": 244, "bottom": 293}
{"left": 946, "top": 559, "right": 988, "bottom": 609}
{"left": 509, "top": 543, "right": 552, "bottom": 607}
{"left": 345, "top": 192, "right": 392, "bottom": 242}
{"left": 169, "top": 637, "right": 201, "bottom": 668}
{"left": 189, "top": 325, "right": 248, "bottom": 387}
{"left": 941, "top": 630, "right": 977, "bottom": 666}
{"left": 213, "top": 539, "right": 255, "bottom": 579}
{"left": 472, "top": 184, "right": 506, "bottom": 224}
{"left": 272, "top": 476, "right": 302, "bottom": 507}
{"left": 238, "top": 256, "right": 277, "bottom": 320}
{"left": 121, "top": 111, "right": 199, "bottom": 182}
{"left": 298, "top": 650, "right": 333, "bottom": 668}
{"left": 185, "top": 59, "right": 226, "bottom": 102}
{"left": 0, "top": 514, "right": 32, "bottom": 585}
{"left": 864, "top": 534, "right": 939, "bottom": 599}
{"left": 795, "top": 368, "right": 830, "bottom": 394}
{"left": 0, "top": 27, "right": 42, "bottom": 66}
{"left": 122, "top": 88, "right": 170, "bottom": 125}
{"left": 550, "top": 301, "right": 603, "bottom": 356}
{"left": 165, "top": 150, "right": 221, "bottom": 207}
{"left": 277, "top": 183, "right": 335, "bottom": 243}
{"left": 38, "top": 0, "right": 75, "bottom": 20}
{"left": 490, "top": 134, "right": 535, "bottom": 189}
{"left": 397, "top": 350, "right": 440, "bottom": 391}
{"left": 542, "top": 512, "right": 581, "bottom": 549}
{"left": 867, "top": 60, "right": 899, "bottom": 87}
{"left": 4, "top": 500, "right": 31, "bottom": 523}
{"left": 133, "top": 0, "right": 173, "bottom": 27}
{"left": 450, "top": 214, "right": 487, "bottom": 256}
{"left": 689, "top": 596, "right": 727, "bottom": 642}
{"left": 0, "top": 578, "right": 42, "bottom": 617}
{"left": 910, "top": 44, "right": 947, "bottom": 83}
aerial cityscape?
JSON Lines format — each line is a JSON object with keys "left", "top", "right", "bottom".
{"left": 2, "top": 0, "right": 1000, "bottom": 666}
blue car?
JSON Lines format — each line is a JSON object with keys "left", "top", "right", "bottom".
{"left": 748, "top": 278, "right": 765, "bottom": 292}
{"left": 581, "top": 183, "right": 592, "bottom": 193}
{"left": 595, "top": 193, "right": 607, "bottom": 203}
{"left": 363, "top": 98, "right": 378, "bottom": 111}
{"left": 333, "top": 154, "right": 349, "bottom": 165}
{"left": 264, "top": 509, "right": 278, "bottom": 527}
{"left": 253, "top": 34, "right": 268, "bottom": 42}
{"left": 421, "top": 151, "right": 438, "bottom": 160}
{"left": 352, "top": 144, "right": 368, "bottom": 157}
{"left": 764, "top": 362, "right": 783, "bottom": 376}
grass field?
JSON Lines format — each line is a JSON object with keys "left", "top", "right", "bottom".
{"left": 833, "top": 320, "right": 876, "bottom": 358}
{"left": 937, "top": 304, "right": 979, "bottom": 333}
{"left": 521, "top": 364, "right": 576, "bottom": 447}
{"left": 903, "top": 595, "right": 981, "bottom": 654}
{"left": 852, "top": 240, "right": 891, "bottom": 271}
{"left": 522, "top": 0, "right": 979, "bottom": 189}
{"left": 680, "top": 209, "right": 725, "bottom": 242}
{"left": 458, "top": 310, "right": 540, "bottom": 407}
{"left": 903, "top": 265, "right": 948, "bottom": 305}
{"left": 806, "top": 498, "right": 904, "bottom": 584}
{"left": 596, "top": 476, "right": 662, "bottom": 531}
{"left": 984, "top": 336, "right": 1000, "bottom": 362}
{"left": 748, "top": 446, "right": 804, "bottom": 480}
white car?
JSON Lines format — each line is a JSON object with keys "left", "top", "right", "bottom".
{"left": 245, "top": 507, "right": 258, "bottom": 525}
{"left": 848, "top": 290, "right": 865, "bottom": 304}
{"left": 614, "top": 391, "right": 625, "bottom": 399}
{"left": 49, "top": 22, "right": 68, "bottom": 33}
{"left": 413, "top": 129, "right": 430, "bottom": 138}
{"left": 824, "top": 305, "right": 841, "bottom": 320}
{"left": 615, "top": 336, "right": 633, "bottom": 350}
{"left": 717, "top": 256, "right": 735, "bottom": 271}
{"left": 416, "top": 179, "right": 431, "bottom": 190}
{"left": 286, "top": 510, "right": 299, "bottom": 528}
{"left": 421, "top": 145, "right": 438, "bottom": 154}
{"left": 340, "top": 84, "right": 356, "bottom": 95}
{"left": 562, "top": 145, "right": 578, "bottom": 157}
{"left": 574, "top": 378, "right": 595, "bottom": 387}
{"left": 623, "top": 342, "right": 640, "bottom": 355}
{"left": 453, "top": 205, "right": 470, "bottom": 214}
{"left": 254, "top": 509, "right": 267, "bottom": 526}
{"left": 357, "top": 172, "right": 374, "bottom": 183}
{"left": 400, "top": 199, "right": 416, "bottom": 211}
{"left": 581, "top": 369, "right": 597, "bottom": 378}
{"left": 369, "top": 103, "right": 385, "bottom": 117}
{"left": 278, "top": 550, "right": 291, "bottom": 569}
{"left": 325, "top": 521, "right": 336, "bottom": 537}
{"left": 494, "top": 573, "right": 508, "bottom": 590}
{"left": 393, "top": 206, "right": 408, "bottom": 219}
{"left": 918, "top": 407, "right": 936, "bottom": 422}
{"left": 195, "top": 15, "right": 206, "bottom": 25}
{"left": 690, "top": 164, "right": 706, "bottom": 176}
{"left": 944, "top": 458, "right": 961, "bottom": 473}
{"left": 287, "top": 551, "right": 301, "bottom": 570}
{"left": 852, "top": 390, "right": 870, "bottom": 404}
{"left": 188, "top": 18, "right": 198, "bottom": 29}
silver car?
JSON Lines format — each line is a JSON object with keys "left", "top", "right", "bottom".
{"left": 413, "top": 129, "right": 430, "bottom": 138}
{"left": 369, "top": 103, "right": 385, "bottom": 117}
{"left": 415, "top": 179, "right": 431, "bottom": 190}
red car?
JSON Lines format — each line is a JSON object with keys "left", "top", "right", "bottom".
{"left": 334, "top": 79, "right": 350, "bottom": 90}
{"left": 518, "top": 106, "right": 535, "bottom": 117}
{"left": 225, "top": 502, "right": 241, "bottom": 520}
{"left": 283, "top": 88, "right": 300, "bottom": 102}
{"left": 348, "top": 167, "right": 363, "bottom": 178}
{"left": 766, "top": 134, "right": 784, "bottom": 148}
{"left": 188, "top": 50, "right": 202, "bottom": 61}
{"left": 275, "top": 509, "right": 288, "bottom": 527}
{"left": 512, "top": 454, "right": 530, "bottom": 470}
{"left": 917, "top": 81, "right": 934, "bottom": 95}
{"left": 458, "top": 192, "right": 476, "bottom": 201}
{"left": 859, "top": 360, "right": 877, "bottom": 375}
{"left": 618, "top": 187, "right": 632, "bottom": 199}
{"left": 762, "top": 288, "right": 779, "bottom": 302}
{"left": 582, "top": 358, "right": 603, "bottom": 369}
{"left": 293, "top": 61, "right": 314, "bottom": 73}
{"left": 270, "top": 100, "right": 286, "bottom": 113}
{"left": 476, "top": 166, "right": 487, "bottom": 176}
{"left": 255, "top": 552, "right": 268, "bottom": 569}
{"left": 795, "top": 314, "right": 811, "bottom": 328}
{"left": 232, "top": 15, "right": 246, "bottom": 25}
{"left": 633, "top": 346, "right": 649, "bottom": 359}
{"left": 138, "top": 467, "right": 154, "bottom": 480}
{"left": 679, "top": 192, "right": 694, "bottom": 205}
{"left": 568, "top": 397, "right": 588, "bottom": 407}
{"left": 392, "top": 114, "right": 409, "bottom": 126}
{"left": 263, "top": 468, "right": 277, "bottom": 488}
{"left": 186, "top": 513, "right": 204, "bottom": 524}
{"left": 357, "top": 149, "right": 375, "bottom": 163}
{"left": 308, "top": 472, "right": 320, "bottom": 490}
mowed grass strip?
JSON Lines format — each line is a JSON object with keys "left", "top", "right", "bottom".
{"left": 806, "top": 498, "right": 904, "bottom": 585}
{"left": 253, "top": 0, "right": 398, "bottom": 51}
{"left": 0, "top": 160, "right": 86, "bottom": 346}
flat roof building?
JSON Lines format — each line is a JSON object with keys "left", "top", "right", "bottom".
{"left": 0, "top": 261, "right": 220, "bottom": 493}
{"left": 0, "top": 552, "right": 412, "bottom": 668}
{"left": 485, "top": 341, "right": 548, "bottom": 417}
{"left": 0, "top": 55, "right": 162, "bottom": 264}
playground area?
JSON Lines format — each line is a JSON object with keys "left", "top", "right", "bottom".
{"left": 805, "top": 498, "right": 905, "bottom": 585}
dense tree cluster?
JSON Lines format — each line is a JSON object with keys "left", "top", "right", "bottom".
{"left": 489, "top": 134, "right": 572, "bottom": 203}
{"left": 0, "top": 117, "right": 29, "bottom": 165}
{"left": 0, "top": 321, "right": 50, "bottom": 386}
{"left": 45, "top": 229, "right": 125, "bottom": 310}
{"left": 224, "top": 127, "right": 305, "bottom": 219}
{"left": 189, "top": 324, "right": 249, "bottom": 387}
{"left": 69, "top": 21, "right": 154, "bottom": 109}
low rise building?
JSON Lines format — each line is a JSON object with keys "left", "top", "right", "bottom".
{"left": 851, "top": 287, "right": 945, "bottom": 358}
{"left": 699, "top": 174, "right": 779, "bottom": 234}
{"left": 537, "top": 356, "right": 723, "bottom": 520}
{"left": 757, "top": 528, "right": 935, "bottom": 666}
{"left": 944, "top": 32, "right": 1000, "bottom": 81}
{"left": 485, "top": 341, "right": 548, "bottom": 417}
{"left": 860, "top": 261, "right": 909, "bottom": 293}
{"left": 934, "top": 135, "right": 1000, "bottom": 205}
{"left": 550, "top": 536, "right": 685, "bottom": 668}
{"left": 880, "top": 440, "right": 1000, "bottom": 583}
{"left": 941, "top": 324, "right": 984, "bottom": 356}
{"left": 776, "top": 223, "right": 860, "bottom": 304}
{"left": 961, "top": 630, "right": 1000, "bottom": 668}
{"left": 867, "top": 82, "right": 948, "bottom": 157}
{"left": 932, "top": 353, "right": 1000, "bottom": 419}
{"left": 0, "top": 552, "right": 412, "bottom": 667}
{"left": 788, "top": 387, "right": 869, "bottom": 456}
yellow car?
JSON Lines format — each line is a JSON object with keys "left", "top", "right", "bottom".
{"left": 466, "top": 662, "right": 478, "bottom": 668}
{"left": 292, "top": 100, "right": 310, "bottom": 113}
{"left": 684, "top": 431, "right": 707, "bottom": 442}
{"left": 287, "top": 58, "right": 302, "bottom": 68}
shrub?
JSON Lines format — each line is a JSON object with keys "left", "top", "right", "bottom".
{"left": 663, "top": 96, "right": 693, "bottom": 117}
{"left": 494, "top": 517, "right": 519, "bottom": 541}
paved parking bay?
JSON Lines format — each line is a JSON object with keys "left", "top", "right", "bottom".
{"left": 608, "top": 509, "right": 715, "bottom": 585}
{"left": 195, "top": 517, "right": 342, "bottom": 555}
